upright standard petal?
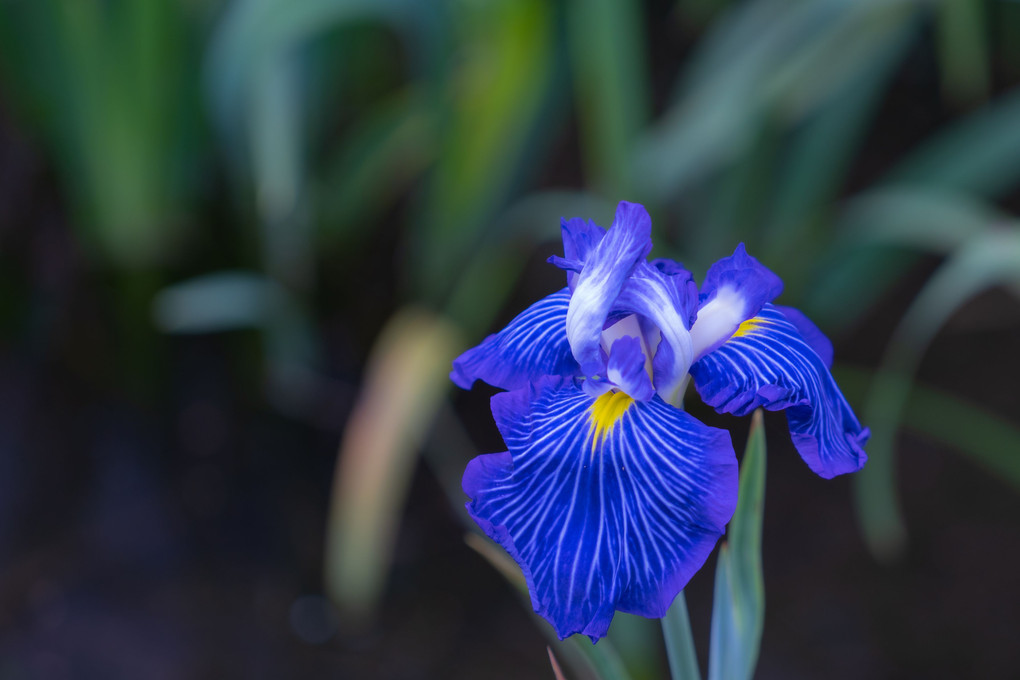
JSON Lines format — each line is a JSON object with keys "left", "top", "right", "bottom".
{"left": 565, "top": 202, "right": 653, "bottom": 378}
{"left": 690, "top": 304, "right": 868, "bottom": 478}
{"left": 690, "top": 244, "right": 784, "bottom": 360}
{"left": 613, "top": 260, "right": 697, "bottom": 403}
{"left": 553, "top": 217, "right": 606, "bottom": 290}
{"left": 464, "top": 378, "right": 738, "bottom": 641}
{"left": 451, "top": 289, "right": 576, "bottom": 391}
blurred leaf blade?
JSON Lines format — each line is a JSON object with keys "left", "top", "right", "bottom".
{"left": 414, "top": 0, "right": 558, "bottom": 305}
{"left": 316, "top": 89, "right": 436, "bottom": 245}
{"left": 855, "top": 228, "right": 1020, "bottom": 558}
{"left": 804, "top": 188, "right": 1002, "bottom": 332}
{"left": 708, "top": 410, "right": 766, "bottom": 680}
{"left": 549, "top": 647, "right": 569, "bottom": 680}
{"left": 325, "top": 308, "right": 461, "bottom": 617}
{"left": 835, "top": 366, "right": 1020, "bottom": 493}
{"left": 760, "top": 19, "right": 910, "bottom": 270}
{"left": 205, "top": 0, "right": 412, "bottom": 161}
{"left": 0, "top": 0, "right": 196, "bottom": 267}
{"left": 887, "top": 85, "right": 1020, "bottom": 198}
{"left": 935, "top": 0, "right": 989, "bottom": 105}
{"left": 152, "top": 271, "right": 286, "bottom": 334}
{"left": 566, "top": 0, "right": 649, "bottom": 196}
{"left": 634, "top": 0, "right": 919, "bottom": 201}
{"left": 444, "top": 191, "right": 615, "bottom": 337}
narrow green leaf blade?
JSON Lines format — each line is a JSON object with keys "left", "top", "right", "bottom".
{"left": 662, "top": 592, "right": 701, "bottom": 680}
{"left": 835, "top": 365, "right": 1020, "bottom": 493}
{"left": 708, "top": 409, "right": 766, "bottom": 680}
{"left": 804, "top": 188, "right": 1001, "bottom": 332}
{"left": 152, "top": 271, "right": 285, "bottom": 333}
{"left": 325, "top": 309, "right": 461, "bottom": 618}
{"left": 414, "top": 0, "right": 557, "bottom": 304}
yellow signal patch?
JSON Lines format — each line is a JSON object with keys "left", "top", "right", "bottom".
{"left": 587, "top": 390, "right": 634, "bottom": 453}
{"left": 731, "top": 316, "right": 770, "bottom": 339}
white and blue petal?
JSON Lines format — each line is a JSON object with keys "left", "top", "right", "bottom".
{"left": 690, "top": 244, "right": 784, "bottom": 360}
{"left": 464, "top": 377, "right": 737, "bottom": 641}
{"left": 613, "top": 261, "right": 698, "bottom": 403}
{"left": 451, "top": 289, "right": 576, "bottom": 391}
{"left": 565, "top": 202, "right": 653, "bottom": 378}
{"left": 690, "top": 304, "right": 868, "bottom": 478}
{"left": 605, "top": 336, "right": 654, "bottom": 402}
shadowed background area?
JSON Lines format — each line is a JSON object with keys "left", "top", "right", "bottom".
{"left": 0, "top": 0, "right": 1019, "bottom": 677}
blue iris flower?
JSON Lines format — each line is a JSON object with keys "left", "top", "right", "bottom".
{"left": 451, "top": 201, "right": 869, "bottom": 642}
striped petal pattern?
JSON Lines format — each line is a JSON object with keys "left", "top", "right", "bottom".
{"left": 613, "top": 261, "right": 697, "bottom": 402}
{"left": 690, "top": 244, "right": 784, "bottom": 360}
{"left": 565, "top": 202, "right": 652, "bottom": 378}
{"left": 775, "top": 305, "right": 834, "bottom": 369}
{"left": 451, "top": 289, "right": 576, "bottom": 391}
{"left": 464, "top": 378, "right": 738, "bottom": 641}
{"left": 690, "top": 304, "right": 869, "bottom": 478}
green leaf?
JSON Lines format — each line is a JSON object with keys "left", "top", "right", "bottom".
{"left": 566, "top": 0, "right": 649, "bottom": 196}
{"left": 804, "top": 188, "right": 1001, "bottom": 331}
{"left": 934, "top": 0, "right": 989, "bottom": 106}
{"left": 152, "top": 271, "right": 287, "bottom": 334}
{"left": 758, "top": 25, "right": 909, "bottom": 272}
{"left": 325, "top": 308, "right": 461, "bottom": 618}
{"left": 662, "top": 592, "right": 701, "bottom": 680}
{"left": 605, "top": 613, "right": 662, "bottom": 680}
{"left": 840, "top": 188, "right": 998, "bottom": 252}
{"left": 570, "top": 637, "right": 634, "bottom": 680}
{"left": 633, "top": 0, "right": 918, "bottom": 201}
{"left": 249, "top": 51, "right": 310, "bottom": 284}
{"left": 834, "top": 366, "right": 1020, "bottom": 494}
{"left": 414, "top": 0, "right": 558, "bottom": 304}
{"left": 315, "top": 90, "right": 436, "bottom": 245}
{"left": 0, "top": 0, "right": 198, "bottom": 268}
{"left": 708, "top": 410, "right": 766, "bottom": 680}
{"left": 854, "top": 228, "right": 1020, "bottom": 558}
{"left": 205, "top": 0, "right": 412, "bottom": 160}
{"left": 887, "top": 85, "right": 1020, "bottom": 199}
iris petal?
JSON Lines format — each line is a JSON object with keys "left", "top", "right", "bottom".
{"left": 775, "top": 305, "right": 833, "bottom": 369}
{"left": 606, "top": 336, "right": 654, "bottom": 402}
{"left": 557, "top": 217, "right": 606, "bottom": 289}
{"left": 464, "top": 378, "right": 738, "bottom": 641}
{"left": 451, "top": 289, "right": 576, "bottom": 391}
{"left": 614, "top": 261, "right": 697, "bottom": 402}
{"left": 690, "top": 244, "right": 784, "bottom": 360}
{"left": 565, "top": 202, "right": 653, "bottom": 378}
{"left": 690, "top": 304, "right": 868, "bottom": 478}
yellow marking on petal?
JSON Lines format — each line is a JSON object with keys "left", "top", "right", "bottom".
{"left": 731, "top": 316, "right": 770, "bottom": 339}
{"left": 587, "top": 390, "right": 634, "bottom": 453}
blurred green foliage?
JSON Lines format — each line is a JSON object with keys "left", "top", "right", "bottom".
{"left": 0, "top": 0, "right": 203, "bottom": 268}
{"left": 3, "top": 0, "right": 1020, "bottom": 675}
